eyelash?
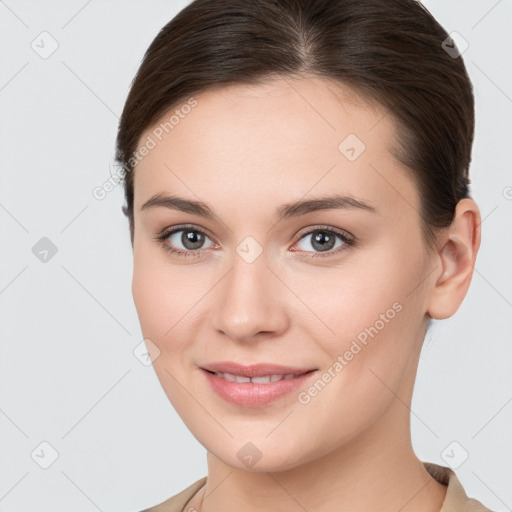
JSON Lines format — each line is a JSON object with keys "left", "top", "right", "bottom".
{"left": 153, "top": 223, "right": 355, "bottom": 260}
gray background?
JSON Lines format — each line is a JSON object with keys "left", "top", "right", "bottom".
{"left": 0, "top": 0, "right": 511, "bottom": 511}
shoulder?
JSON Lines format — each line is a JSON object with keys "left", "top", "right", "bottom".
{"left": 140, "top": 477, "right": 207, "bottom": 512}
{"left": 423, "top": 462, "right": 494, "bottom": 512}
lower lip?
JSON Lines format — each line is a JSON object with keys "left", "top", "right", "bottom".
{"left": 201, "top": 368, "right": 317, "bottom": 408}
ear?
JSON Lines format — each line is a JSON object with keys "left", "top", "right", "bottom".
{"left": 426, "top": 198, "right": 481, "bottom": 319}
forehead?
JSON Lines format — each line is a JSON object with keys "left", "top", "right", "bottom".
{"left": 133, "top": 75, "right": 416, "bottom": 216}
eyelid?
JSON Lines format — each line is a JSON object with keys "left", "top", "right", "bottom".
{"left": 294, "top": 224, "right": 354, "bottom": 243}
{"left": 155, "top": 223, "right": 216, "bottom": 243}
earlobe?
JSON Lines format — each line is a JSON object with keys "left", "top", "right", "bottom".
{"left": 427, "top": 199, "right": 481, "bottom": 320}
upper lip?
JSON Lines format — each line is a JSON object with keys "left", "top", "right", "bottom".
{"left": 200, "top": 361, "right": 316, "bottom": 377}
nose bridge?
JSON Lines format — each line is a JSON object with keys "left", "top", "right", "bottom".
{"left": 211, "top": 243, "right": 288, "bottom": 340}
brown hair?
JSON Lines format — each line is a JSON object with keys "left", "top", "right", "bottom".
{"left": 116, "top": 0, "right": 474, "bottom": 249}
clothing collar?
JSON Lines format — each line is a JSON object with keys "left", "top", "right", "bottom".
{"left": 143, "top": 461, "right": 491, "bottom": 511}
{"left": 423, "top": 462, "right": 491, "bottom": 511}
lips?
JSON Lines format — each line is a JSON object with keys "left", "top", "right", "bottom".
{"left": 199, "top": 361, "right": 317, "bottom": 407}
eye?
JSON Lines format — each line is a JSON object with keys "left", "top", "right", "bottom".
{"left": 154, "top": 224, "right": 217, "bottom": 258}
{"left": 292, "top": 226, "right": 354, "bottom": 258}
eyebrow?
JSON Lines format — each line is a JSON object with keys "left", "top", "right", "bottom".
{"left": 141, "top": 193, "right": 376, "bottom": 221}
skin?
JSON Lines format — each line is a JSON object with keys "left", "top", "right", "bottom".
{"left": 131, "top": 74, "right": 481, "bottom": 512}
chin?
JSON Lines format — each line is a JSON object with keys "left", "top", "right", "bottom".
{"left": 200, "top": 431, "right": 318, "bottom": 473}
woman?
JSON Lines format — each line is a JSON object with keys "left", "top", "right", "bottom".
{"left": 116, "top": 0, "right": 492, "bottom": 510}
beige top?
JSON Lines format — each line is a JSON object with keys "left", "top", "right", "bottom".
{"left": 141, "top": 462, "right": 493, "bottom": 512}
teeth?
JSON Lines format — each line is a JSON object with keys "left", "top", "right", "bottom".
{"left": 251, "top": 376, "right": 272, "bottom": 384}
{"left": 214, "top": 372, "right": 301, "bottom": 383}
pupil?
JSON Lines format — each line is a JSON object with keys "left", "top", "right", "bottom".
{"left": 312, "top": 231, "right": 335, "bottom": 252}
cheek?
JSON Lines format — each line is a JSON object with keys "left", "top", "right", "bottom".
{"left": 289, "top": 254, "right": 418, "bottom": 350}
{"left": 131, "top": 256, "right": 164, "bottom": 338}
{"left": 288, "top": 245, "right": 427, "bottom": 405}
{"left": 131, "top": 246, "right": 187, "bottom": 340}
{"left": 284, "top": 284, "right": 418, "bottom": 456}
{"left": 131, "top": 248, "right": 214, "bottom": 378}
{"left": 293, "top": 271, "right": 409, "bottom": 399}
{"left": 131, "top": 254, "right": 197, "bottom": 407}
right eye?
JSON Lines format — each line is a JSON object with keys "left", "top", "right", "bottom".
{"left": 154, "top": 225, "right": 217, "bottom": 258}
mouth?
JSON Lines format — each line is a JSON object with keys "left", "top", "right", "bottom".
{"left": 200, "top": 361, "right": 316, "bottom": 377}
{"left": 204, "top": 370, "right": 309, "bottom": 383}
{"left": 199, "top": 362, "right": 317, "bottom": 407}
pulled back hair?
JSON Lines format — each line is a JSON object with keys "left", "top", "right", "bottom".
{"left": 116, "top": 0, "right": 474, "bottom": 249}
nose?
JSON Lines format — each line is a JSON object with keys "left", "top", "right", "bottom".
{"left": 211, "top": 250, "right": 290, "bottom": 343}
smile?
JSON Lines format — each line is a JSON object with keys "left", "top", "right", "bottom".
{"left": 200, "top": 367, "right": 317, "bottom": 407}
{"left": 210, "top": 371, "right": 305, "bottom": 383}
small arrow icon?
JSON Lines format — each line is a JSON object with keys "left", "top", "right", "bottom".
{"left": 441, "top": 440, "right": 468, "bottom": 469}
{"left": 32, "top": 237, "right": 58, "bottom": 262}
{"left": 31, "top": 31, "right": 59, "bottom": 59}
{"left": 236, "top": 236, "right": 263, "bottom": 263}
{"left": 442, "top": 32, "right": 468, "bottom": 58}
{"left": 237, "top": 441, "right": 262, "bottom": 468}
{"left": 339, "top": 133, "right": 365, "bottom": 161}
{"left": 31, "top": 441, "right": 59, "bottom": 469}
{"left": 133, "top": 339, "right": 161, "bottom": 366}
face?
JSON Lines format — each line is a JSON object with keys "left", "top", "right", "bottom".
{"left": 131, "top": 75, "right": 435, "bottom": 472}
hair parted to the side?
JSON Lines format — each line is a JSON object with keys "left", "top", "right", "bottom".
{"left": 115, "top": 0, "right": 475, "bottom": 250}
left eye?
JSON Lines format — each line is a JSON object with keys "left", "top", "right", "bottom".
{"left": 293, "top": 228, "right": 352, "bottom": 256}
